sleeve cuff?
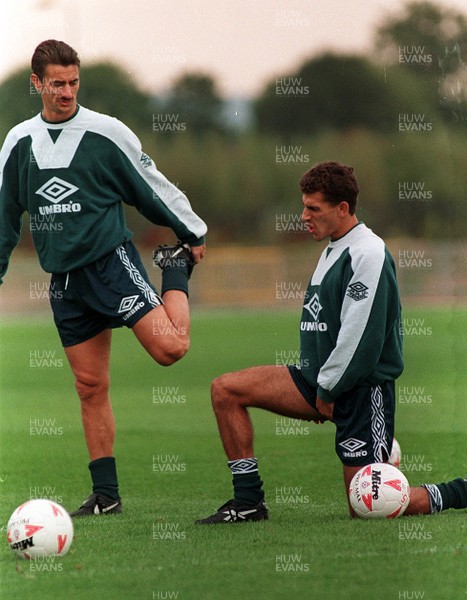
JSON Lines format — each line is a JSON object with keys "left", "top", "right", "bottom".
{"left": 317, "top": 386, "right": 335, "bottom": 403}
{"left": 186, "top": 236, "right": 205, "bottom": 247}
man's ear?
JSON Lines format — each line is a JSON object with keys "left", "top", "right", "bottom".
{"left": 338, "top": 201, "right": 350, "bottom": 216}
{"left": 30, "top": 73, "right": 42, "bottom": 93}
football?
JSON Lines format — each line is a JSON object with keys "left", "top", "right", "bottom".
{"left": 348, "top": 463, "right": 410, "bottom": 519}
{"left": 7, "top": 499, "right": 73, "bottom": 559}
{"left": 389, "top": 438, "right": 401, "bottom": 468}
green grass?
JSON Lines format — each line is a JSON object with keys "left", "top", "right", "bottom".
{"left": 0, "top": 309, "right": 466, "bottom": 599}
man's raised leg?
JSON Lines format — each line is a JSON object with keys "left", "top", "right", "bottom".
{"left": 132, "top": 290, "right": 190, "bottom": 366}
{"left": 133, "top": 242, "right": 196, "bottom": 365}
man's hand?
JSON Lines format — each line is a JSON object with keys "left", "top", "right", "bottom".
{"left": 191, "top": 244, "right": 206, "bottom": 264}
{"left": 316, "top": 396, "right": 334, "bottom": 421}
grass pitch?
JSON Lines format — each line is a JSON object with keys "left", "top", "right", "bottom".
{"left": 0, "top": 308, "right": 466, "bottom": 599}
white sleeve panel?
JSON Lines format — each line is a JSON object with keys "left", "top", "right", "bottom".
{"left": 84, "top": 109, "right": 207, "bottom": 240}
{"left": 317, "top": 237, "right": 385, "bottom": 394}
{"left": 0, "top": 121, "right": 31, "bottom": 190}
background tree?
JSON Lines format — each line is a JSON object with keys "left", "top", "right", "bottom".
{"left": 375, "top": 1, "right": 467, "bottom": 67}
{"left": 0, "top": 68, "right": 39, "bottom": 140}
{"left": 254, "top": 53, "right": 432, "bottom": 136}
{"left": 72, "top": 63, "right": 156, "bottom": 132}
{"left": 374, "top": 0, "right": 467, "bottom": 121}
{"left": 162, "top": 73, "right": 225, "bottom": 136}
{"left": 0, "top": 1, "right": 465, "bottom": 243}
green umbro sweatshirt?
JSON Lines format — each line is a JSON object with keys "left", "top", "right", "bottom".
{"left": 0, "top": 106, "right": 207, "bottom": 283}
{"left": 299, "top": 223, "right": 404, "bottom": 401}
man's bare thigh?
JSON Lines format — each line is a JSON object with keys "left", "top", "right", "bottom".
{"left": 214, "top": 365, "right": 323, "bottom": 421}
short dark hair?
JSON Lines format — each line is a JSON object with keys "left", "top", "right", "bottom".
{"left": 31, "top": 40, "right": 80, "bottom": 80}
{"left": 299, "top": 161, "right": 359, "bottom": 215}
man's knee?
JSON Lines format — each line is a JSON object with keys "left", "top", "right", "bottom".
{"left": 211, "top": 372, "right": 242, "bottom": 412}
{"left": 133, "top": 312, "right": 190, "bottom": 366}
{"left": 74, "top": 371, "right": 110, "bottom": 403}
{"left": 153, "top": 337, "right": 190, "bottom": 366}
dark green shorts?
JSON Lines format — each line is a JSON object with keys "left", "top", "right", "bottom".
{"left": 50, "top": 241, "right": 162, "bottom": 347}
{"left": 288, "top": 365, "right": 395, "bottom": 467}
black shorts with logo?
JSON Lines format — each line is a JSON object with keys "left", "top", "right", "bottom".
{"left": 287, "top": 365, "right": 395, "bottom": 467}
{"left": 50, "top": 241, "right": 163, "bottom": 347}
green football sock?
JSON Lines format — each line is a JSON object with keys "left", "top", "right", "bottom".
{"left": 436, "top": 477, "right": 467, "bottom": 510}
{"left": 89, "top": 456, "right": 120, "bottom": 500}
{"left": 422, "top": 477, "right": 467, "bottom": 513}
{"left": 228, "top": 458, "right": 265, "bottom": 506}
{"left": 161, "top": 268, "right": 189, "bottom": 296}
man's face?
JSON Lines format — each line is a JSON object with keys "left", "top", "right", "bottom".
{"left": 31, "top": 64, "right": 80, "bottom": 122}
{"left": 301, "top": 191, "right": 348, "bottom": 242}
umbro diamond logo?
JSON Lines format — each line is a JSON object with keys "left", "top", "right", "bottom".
{"left": 118, "top": 295, "right": 145, "bottom": 321}
{"left": 346, "top": 281, "right": 369, "bottom": 301}
{"left": 339, "top": 438, "right": 366, "bottom": 452}
{"left": 36, "top": 177, "right": 79, "bottom": 204}
{"left": 303, "top": 293, "right": 322, "bottom": 321}
{"left": 118, "top": 295, "right": 139, "bottom": 313}
{"left": 301, "top": 291, "right": 328, "bottom": 332}
{"left": 140, "top": 152, "right": 153, "bottom": 168}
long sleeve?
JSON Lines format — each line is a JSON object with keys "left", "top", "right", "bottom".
{"left": 299, "top": 224, "right": 403, "bottom": 401}
{"left": 0, "top": 134, "right": 24, "bottom": 284}
{"left": 317, "top": 245, "right": 403, "bottom": 401}
{"left": 95, "top": 118, "right": 207, "bottom": 246}
{"left": 0, "top": 107, "right": 206, "bottom": 275}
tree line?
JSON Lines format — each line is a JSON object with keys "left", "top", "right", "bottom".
{"left": 0, "top": 1, "right": 465, "bottom": 242}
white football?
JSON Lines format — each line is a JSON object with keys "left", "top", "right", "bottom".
{"left": 7, "top": 499, "right": 73, "bottom": 559}
{"left": 389, "top": 438, "right": 401, "bottom": 468}
{"left": 348, "top": 463, "right": 410, "bottom": 519}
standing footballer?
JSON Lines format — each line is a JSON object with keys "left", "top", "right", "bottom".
{"left": 0, "top": 40, "right": 207, "bottom": 516}
{"left": 196, "top": 161, "right": 466, "bottom": 523}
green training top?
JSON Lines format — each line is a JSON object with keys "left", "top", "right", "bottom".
{"left": 0, "top": 106, "right": 207, "bottom": 283}
{"left": 299, "top": 223, "right": 404, "bottom": 401}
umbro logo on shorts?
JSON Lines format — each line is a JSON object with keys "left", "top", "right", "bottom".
{"left": 118, "top": 295, "right": 140, "bottom": 313}
{"left": 118, "top": 295, "right": 145, "bottom": 322}
{"left": 339, "top": 438, "right": 366, "bottom": 452}
{"left": 339, "top": 438, "right": 368, "bottom": 458}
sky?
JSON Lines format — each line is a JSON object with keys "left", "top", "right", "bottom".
{"left": 0, "top": 0, "right": 466, "bottom": 97}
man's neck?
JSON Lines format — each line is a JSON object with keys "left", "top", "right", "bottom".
{"left": 330, "top": 217, "right": 360, "bottom": 242}
{"left": 41, "top": 105, "right": 79, "bottom": 124}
